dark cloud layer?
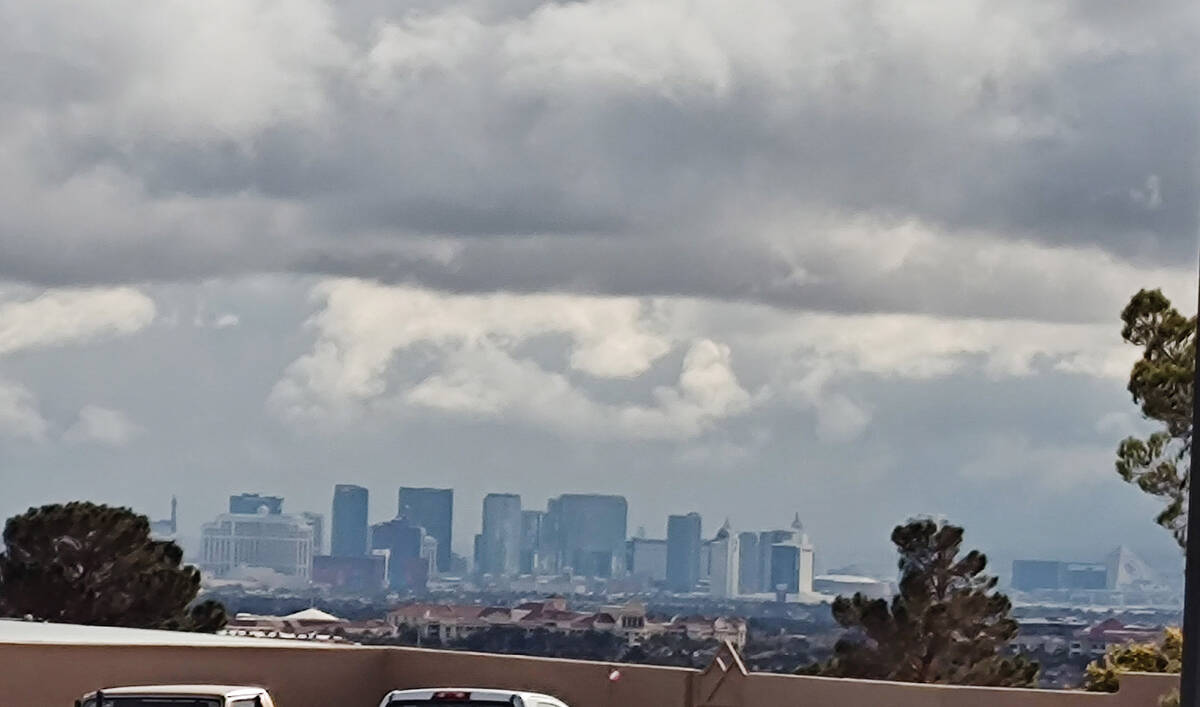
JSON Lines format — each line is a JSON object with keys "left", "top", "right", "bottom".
{"left": 0, "top": 0, "right": 1195, "bottom": 320}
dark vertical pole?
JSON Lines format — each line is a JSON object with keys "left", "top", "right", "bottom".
{"left": 1182, "top": 273, "right": 1200, "bottom": 707}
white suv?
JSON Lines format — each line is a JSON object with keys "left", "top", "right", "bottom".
{"left": 77, "top": 685, "right": 277, "bottom": 707}
{"left": 379, "top": 688, "right": 570, "bottom": 707}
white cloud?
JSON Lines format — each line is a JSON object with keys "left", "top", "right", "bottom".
{"left": 401, "top": 338, "right": 754, "bottom": 440}
{"left": 273, "top": 279, "right": 1150, "bottom": 443}
{"left": 278, "top": 279, "right": 673, "bottom": 405}
{"left": 697, "top": 303, "right": 1139, "bottom": 383}
{"left": 271, "top": 280, "right": 753, "bottom": 440}
{"left": 0, "top": 287, "right": 156, "bottom": 355}
{"left": 0, "top": 286, "right": 154, "bottom": 447}
{"left": 617, "top": 339, "right": 753, "bottom": 438}
{"left": 30, "top": 0, "right": 346, "bottom": 141}
{"left": 213, "top": 313, "right": 241, "bottom": 329}
{"left": 0, "top": 379, "right": 48, "bottom": 442}
{"left": 63, "top": 405, "right": 144, "bottom": 447}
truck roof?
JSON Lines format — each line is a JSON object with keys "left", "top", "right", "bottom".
{"left": 382, "top": 688, "right": 567, "bottom": 705}
{"left": 84, "top": 685, "right": 269, "bottom": 698}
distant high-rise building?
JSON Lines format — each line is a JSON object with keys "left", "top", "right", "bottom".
{"left": 398, "top": 487, "right": 453, "bottom": 572}
{"left": 448, "top": 553, "right": 469, "bottom": 576}
{"left": 770, "top": 544, "right": 801, "bottom": 594}
{"left": 371, "top": 517, "right": 429, "bottom": 592}
{"left": 480, "top": 493, "right": 522, "bottom": 577}
{"left": 709, "top": 520, "right": 740, "bottom": 598}
{"left": 627, "top": 538, "right": 668, "bottom": 583}
{"left": 737, "top": 532, "right": 760, "bottom": 594}
{"left": 1011, "top": 560, "right": 1062, "bottom": 591}
{"left": 520, "top": 510, "right": 546, "bottom": 575}
{"left": 312, "top": 554, "right": 387, "bottom": 593}
{"left": 200, "top": 511, "right": 314, "bottom": 578}
{"left": 300, "top": 512, "right": 325, "bottom": 556}
{"left": 229, "top": 493, "right": 283, "bottom": 515}
{"left": 149, "top": 496, "right": 178, "bottom": 540}
{"left": 768, "top": 518, "right": 814, "bottom": 595}
{"left": 1011, "top": 560, "right": 1108, "bottom": 591}
{"left": 331, "top": 484, "right": 369, "bottom": 557}
{"left": 545, "top": 494, "right": 628, "bottom": 577}
{"left": 421, "top": 535, "right": 439, "bottom": 579}
{"left": 667, "top": 513, "right": 702, "bottom": 592}
{"left": 1011, "top": 547, "right": 1160, "bottom": 593}
{"left": 700, "top": 539, "right": 714, "bottom": 581}
{"left": 759, "top": 525, "right": 799, "bottom": 594}
{"left": 543, "top": 497, "right": 563, "bottom": 574}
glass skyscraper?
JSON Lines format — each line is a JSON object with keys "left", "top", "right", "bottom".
{"left": 546, "top": 494, "right": 628, "bottom": 577}
{"left": 331, "top": 484, "right": 369, "bottom": 557}
{"left": 398, "top": 487, "right": 453, "bottom": 572}
{"left": 480, "top": 493, "right": 522, "bottom": 577}
{"left": 667, "top": 512, "right": 702, "bottom": 592}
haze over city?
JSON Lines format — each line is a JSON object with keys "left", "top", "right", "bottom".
{"left": 1, "top": 0, "right": 1198, "bottom": 580}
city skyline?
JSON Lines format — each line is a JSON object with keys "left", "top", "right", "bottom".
{"left": 177, "top": 482, "right": 1171, "bottom": 608}
{"left": 122, "top": 481, "right": 1184, "bottom": 585}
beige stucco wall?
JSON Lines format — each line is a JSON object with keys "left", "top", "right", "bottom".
{"left": 0, "top": 643, "right": 392, "bottom": 706}
{"left": 0, "top": 640, "right": 1179, "bottom": 707}
{"left": 742, "top": 671, "right": 1175, "bottom": 707}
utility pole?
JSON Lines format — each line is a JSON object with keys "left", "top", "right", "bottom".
{"left": 1180, "top": 271, "right": 1200, "bottom": 707}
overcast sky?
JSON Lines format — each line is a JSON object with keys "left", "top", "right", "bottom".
{"left": 0, "top": 0, "right": 1197, "bottom": 577}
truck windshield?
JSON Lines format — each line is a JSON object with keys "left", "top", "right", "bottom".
{"left": 83, "top": 696, "right": 224, "bottom": 700}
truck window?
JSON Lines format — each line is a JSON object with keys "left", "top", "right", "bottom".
{"left": 230, "top": 700, "right": 260, "bottom": 707}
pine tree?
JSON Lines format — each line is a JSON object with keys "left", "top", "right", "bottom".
{"left": 805, "top": 519, "right": 1037, "bottom": 686}
{"left": 1115, "top": 289, "right": 1195, "bottom": 548}
{"left": 0, "top": 502, "right": 226, "bottom": 631}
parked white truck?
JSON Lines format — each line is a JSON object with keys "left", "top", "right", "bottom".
{"left": 77, "top": 685, "right": 277, "bottom": 707}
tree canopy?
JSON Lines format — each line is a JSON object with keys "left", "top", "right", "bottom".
{"left": 805, "top": 518, "right": 1037, "bottom": 687}
{"left": 1116, "top": 289, "right": 1195, "bottom": 548}
{"left": 1083, "top": 627, "right": 1180, "bottom": 693}
{"left": 0, "top": 502, "right": 226, "bottom": 631}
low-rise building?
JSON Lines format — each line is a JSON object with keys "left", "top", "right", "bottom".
{"left": 223, "top": 607, "right": 348, "bottom": 642}
{"left": 1010, "top": 617, "right": 1163, "bottom": 658}
{"left": 665, "top": 615, "right": 748, "bottom": 649}
{"left": 386, "top": 597, "right": 746, "bottom": 648}
{"left": 813, "top": 574, "right": 892, "bottom": 600}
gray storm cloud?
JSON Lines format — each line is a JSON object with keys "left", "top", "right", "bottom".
{"left": 0, "top": 0, "right": 1194, "bottom": 321}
